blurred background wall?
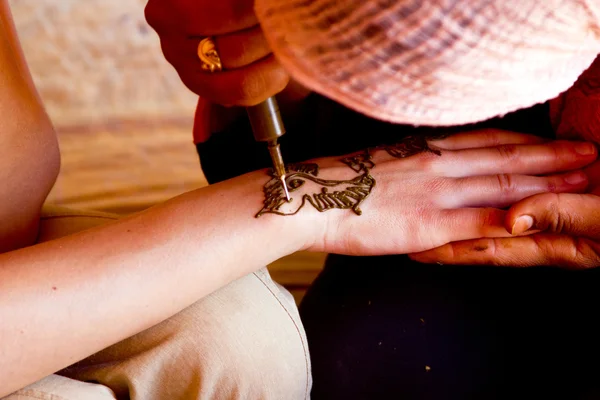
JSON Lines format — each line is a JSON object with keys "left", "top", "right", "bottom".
{"left": 9, "top": 0, "right": 207, "bottom": 214}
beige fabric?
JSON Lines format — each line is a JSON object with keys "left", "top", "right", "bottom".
{"left": 255, "top": 0, "right": 600, "bottom": 126}
{"left": 4, "top": 374, "right": 116, "bottom": 400}
{"left": 4, "top": 206, "right": 311, "bottom": 400}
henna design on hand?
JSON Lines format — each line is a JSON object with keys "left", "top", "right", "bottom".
{"left": 255, "top": 135, "right": 441, "bottom": 218}
{"left": 255, "top": 161, "right": 375, "bottom": 217}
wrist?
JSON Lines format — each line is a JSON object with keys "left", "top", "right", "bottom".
{"left": 247, "top": 169, "right": 326, "bottom": 255}
{"left": 199, "top": 168, "right": 326, "bottom": 258}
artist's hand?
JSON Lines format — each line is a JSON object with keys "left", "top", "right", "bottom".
{"left": 407, "top": 58, "right": 600, "bottom": 269}
{"left": 145, "top": 0, "right": 288, "bottom": 107}
{"left": 408, "top": 159, "right": 600, "bottom": 268}
{"left": 286, "top": 131, "right": 598, "bottom": 256}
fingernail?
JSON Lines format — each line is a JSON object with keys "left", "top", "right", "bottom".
{"left": 511, "top": 215, "right": 534, "bottom": 235}
{"left": 564, "top": 171, "right": 587, "bottom": 185}
{"left": 575, "top": 142, "right": 596, "bottom": 155}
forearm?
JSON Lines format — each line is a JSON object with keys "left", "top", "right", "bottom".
{"left": 0, "top": 0, "right": 60, "bottom": 251}
{"left": 0, "top": 170, "right": 316, "bottom": 396}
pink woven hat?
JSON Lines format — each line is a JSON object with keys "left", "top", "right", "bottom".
{"left": 255, "top": 0, "right": 600, "bottom": 126}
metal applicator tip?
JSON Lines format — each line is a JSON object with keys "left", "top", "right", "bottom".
{"left": 280, "top": 175, "right": 291, "bottom": 202}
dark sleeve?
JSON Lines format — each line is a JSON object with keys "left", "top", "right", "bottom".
{"left": 195, "top": 94, "right": 329, "bottom": 185}
{"left": 197, "top": 96, "right": 554, "bottom": 185}
{"left": 196, "top": 115, "right": 270, "bottom": 185}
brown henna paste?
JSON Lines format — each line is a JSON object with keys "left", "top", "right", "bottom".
{"left": 255, "top": 135, "right": 441, "bottom": 218}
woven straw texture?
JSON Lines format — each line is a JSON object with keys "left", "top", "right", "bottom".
{"left": 256, "top": 0, "right": 600, "bottom": 126}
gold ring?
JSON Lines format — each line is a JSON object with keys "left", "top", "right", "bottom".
{"left": 197, "top": 37, "right": 222, "bottom": 73}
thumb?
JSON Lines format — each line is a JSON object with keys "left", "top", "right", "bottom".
{"left": 508, "top": 192, "right": 600, "bottom": 239}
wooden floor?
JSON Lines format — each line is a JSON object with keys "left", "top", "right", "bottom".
{"left": 45, "top": 119, "right": 325, "bottom": 303}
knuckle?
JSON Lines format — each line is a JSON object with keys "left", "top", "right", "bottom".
{"left": 412, "top": 205, "right": 432, "bottom": 224}
{"left": 531, "top": 235, "right": 557, "bottom": 266}
{"left": 546, "top": 178, "right": 558, "bottom": 193}
{"left": 548, "top": 213, "right": 568, "bottom": 234}
{"left": 486, "top": 239, "right": 505, "bottom": 266}
{"left": 218, "top": 40, "right": 247, "bottom": 68}
{"left": 548, "top": 142, "right": 562, "bottom": 161}
{"left": 496, "top": 144, "right": 519, "bottom": 163}
{"left": 237, "top": 75, "right": 267, "bottom": 105}
{"left": 481, "top": 209, "right": 499, "bottom": 227}
{"left": 539, "top": 193, "right": 569, "bottom": 233}
{"left": 479, "top": 208, "right": 504, "bottom": 233}
{"left": 574, "top": 238, "right": 600, "bottom": 269}
{"left": 423, "top": 177, "right": 447, "bottom": 195}
{"left": 531, "top": 235, "right": 599, "bottom": 269}
{"left": 236, "top": 70, "right": 286, "bottom": 106}
{"left": 413, "top": 151, "right": 438, "bottom": 173}
{"left": 495, "top": 173, "right": 516, "bottom": 195}
{"left": 481, "top": 129, "right": 502, "bottom": 147}
{"left": 545, "top": 200, "right": 564, "bottom": 232}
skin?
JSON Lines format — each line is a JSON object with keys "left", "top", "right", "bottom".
{"left": 0, "top": 0, "right": 60, "bottom": 253}
{"left": 256, "top": 135, "right": 443, "bottom": 217}
{"left": 410, "top": 160, "right": 600, "bottom": 268}
{"left": 410, "top": 60, "right": 600, "bottom": 268}
{"left": 303, "top": 134, "right": 598, "bottom": 256}
{"left": 0, "top": 170, "right": 321, "bottom": 396}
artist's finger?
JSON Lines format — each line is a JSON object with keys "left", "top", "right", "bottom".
{"left": 506, "top": 193, "right": 600, "bottom": 238}
{"left": 429, "top": 129, "right": 546, "bottom": 150}
{"left": 409, "top": 234, "right": 600, "bottom": 269}
{"left": 145, "top": 0, "right": 258, "bottom": 35}
{"left": 431, "top": 208, "right": 512, "bottom": 244}
{"left": 177, "top": 55, "right": 289, "bottom": 106}
{"left": 431, "top": 140, "right": 597, "bottom": 178}
{"left": 215, "top": 26, "right": 271, "bottom": 69}
{"left": 439, "top": 170, "right": 588, "bottom": 209}
{"left": 164, "top": 27, "right": 271, "bottom": 70}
